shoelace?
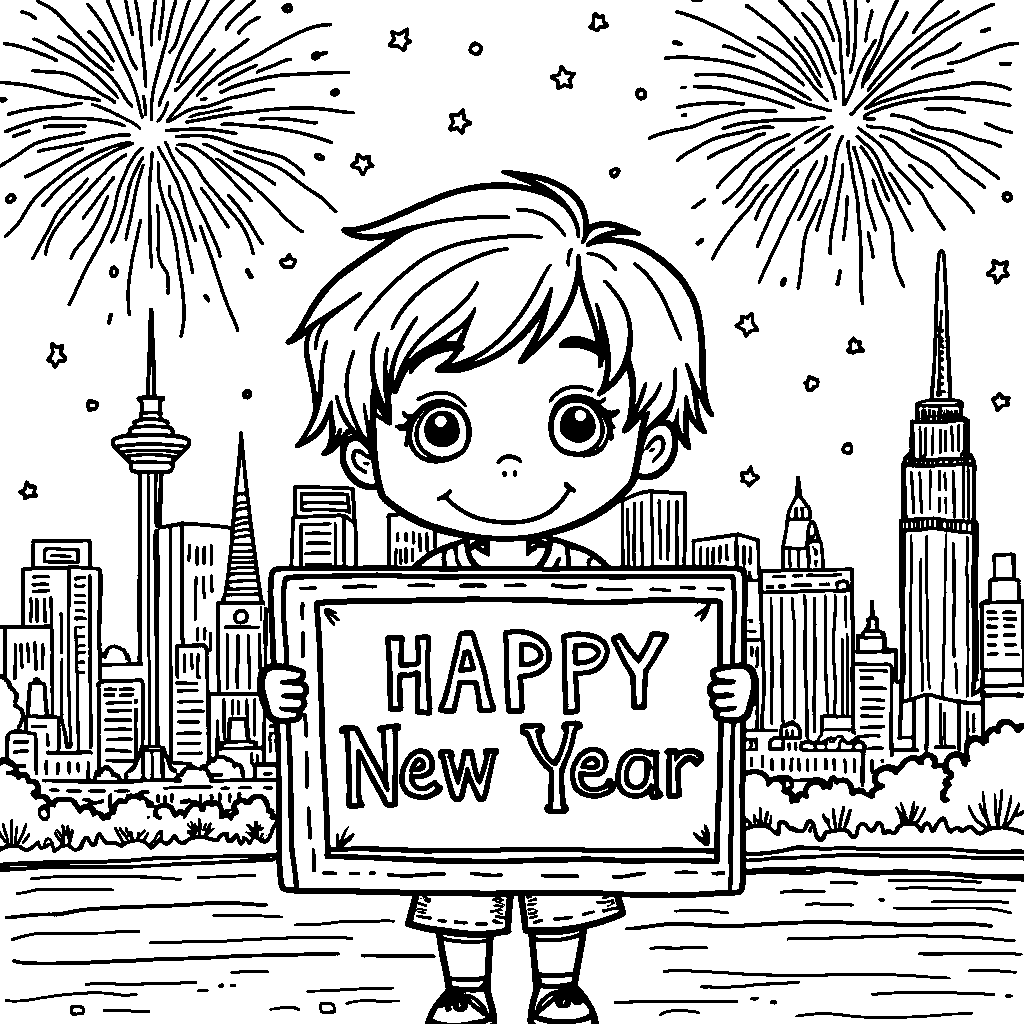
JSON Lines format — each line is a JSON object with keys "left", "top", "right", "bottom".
{"left": 548, "top": 984, "right": 586, "bottom": 1009}
{"left": 441, "top": 989, "right": 481, "bottom": 1014}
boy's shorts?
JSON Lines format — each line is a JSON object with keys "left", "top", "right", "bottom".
{"left": 407, "top": 894, "right": 625, "bottom": 936}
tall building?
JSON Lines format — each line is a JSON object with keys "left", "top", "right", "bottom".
{"left": 900, "top": 251, "right": 980, "bottom": 753}
{"left": 155, "top": 523, "right": 229, "bottom": 746}
{"left": 21, "top": 540, "right": 100, "bottom": 753}
{"left": 111, "top": 311, "right": 190, "bottom": 769}
{"left": 980, "top": 553, "right": 1024, "bottom": 728}
{"left": 388, "top": 514, "right": 440, "bottom": 567}
{"left": 212, "top": 434, "right": 267, "bottom": 757}
{"left": 171, "top": 644, "right": 210, "bottom": 766}
{"left": 781, "top": 478, "right": 825, "bottom": 569}
{"left": 853, "top": 602, "right": 901, "bottom": 768}
{"left": 290, "top": 485, "right": 357, "bottom": 566}
{"left": 0, "top": 624, "right": 52, "bottom": 711}
{"left": 691, "top": 534, "right": 763, "bottom": 695}
{"left": 761, "top": 570, "right": 854, "bottom": 739}
{"left": 621, "top": 491, "right": 687, "bottom": 567}
{"left": 98, "top": 673, "right": 144, "bottom": 775}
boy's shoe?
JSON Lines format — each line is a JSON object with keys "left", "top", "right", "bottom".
{"left": 529, "top": 984, "right": 598, "bottom": 1024}
{"left": 425, "top": 987, "right": 496, "bottom": 1024}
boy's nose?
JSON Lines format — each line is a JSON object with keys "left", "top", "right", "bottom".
{"left": 496, "top": 453, "right": 522, "bottom": 478}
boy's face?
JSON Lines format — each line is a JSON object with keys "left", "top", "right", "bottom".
{"left": 369, "top": 300, "right": 653, "bottom": 539}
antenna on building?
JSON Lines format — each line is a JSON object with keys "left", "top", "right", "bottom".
{"left": 145, "top": 307, "right": 157, "bottom": 398}
{"left": 931, "top": 250, "right": 952, "bottom": 400}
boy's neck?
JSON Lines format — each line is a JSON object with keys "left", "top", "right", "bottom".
{"left": 468, "top": 537, "right": 549, "bottom": 566}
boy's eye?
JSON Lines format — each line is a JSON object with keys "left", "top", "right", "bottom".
{"left": 549, "top": 397, "right": 611, "bottom": 457}
{"left": 406, "top": 401, "right": 472, "bottom": 462}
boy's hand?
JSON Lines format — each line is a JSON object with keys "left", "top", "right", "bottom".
{"left": 259, "top": 665, "right": 308, "bottom": 723}
{"left": 708, "top": 664, "right": 756, "bottom": 722}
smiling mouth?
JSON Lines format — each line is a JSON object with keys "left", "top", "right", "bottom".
{"left": 438, "top": 483, "right": 576, "bottom": 525}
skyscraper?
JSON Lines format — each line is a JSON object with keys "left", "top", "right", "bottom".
{"left": 853, "top": 602, "right": 900, "bottom": 768}
{"left": 111, "top": 311, "right": 190, "bottom": 767}
{"left": 691, "top": 534, "right": 763, "bottom": 693}
{"left": 290, "top": 485, "right": 357, "bottom": 566}
{"left": 171, "top": 644, "right": 210, "bottom": 766}
{"left": 621, "top": 491, "right": 687, "bottom": 567}
{"left": 21, "top": 540, "right": 100, "bottom": 754}
{"left": 388, "top": 513, "right": 439, "bottom": 566}
{"left": 212, "top": 434, "right": 267, "bottom": 757}
{"left": 781, "top": 478, "right": 825, "bottom": 569}
{"left": 0, "top": 624, "right": 52, "bottom": 712}
{"left": 761, "top": 570, "right": 854, "bottom": 739}
{"left": 900, "top": 251, "right": 980, "bottom": 753}
{"left": 155, "top": 523, "right": 229, "bottom": 746}
{"left": 99, "top": 675, "right": 144, "bottom": 775}
{"left": 980, "top": 553, "right": 1024, "bottom": 728}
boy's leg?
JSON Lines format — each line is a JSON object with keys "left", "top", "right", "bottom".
{"left": 522, "top": 896, "right": 625, "bottom": 1024}
{"left": 407, "top": 895, "right": 512, "bottom": 1024}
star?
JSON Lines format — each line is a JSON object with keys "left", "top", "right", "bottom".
{"left": 992, "top": 392, "right": 1012, "bottom": 412}
{"left": 987, "top": 259, "right": 1010, "bottom": 285}
{"left": 803, "top": 375, "right": 820, "bottom": 393}
{"left": 350, "top": 153, "right": 374, "bottom": 175}
{"left": 448, "top": 108, "right": 472, "bottom": 134}
{"left": 589, "top": 13, "right": 609, "bottom": 31}
{"left": 388, "top": 27, "right": 411, "bottom": 52}
{"left": 847, "top": 337, "right": 865, "bottom": 355}
{"left": 46, "top": 342, "right": 67, "bottom": 369}
{"left": 18, "top": 481, "right": 38, "bottom": 500}
{"left": 734, "top": 313, "right": 759, "bottom": 338}
{"left": 739, "top": 465, "right": 760, "bottom": 488}
{"left": 550, "top": 65, "right": 576, "bottom": 90}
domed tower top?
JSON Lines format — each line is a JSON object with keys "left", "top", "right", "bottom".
{"left": 782, "top": 477, "right": 825, "bottom": 569}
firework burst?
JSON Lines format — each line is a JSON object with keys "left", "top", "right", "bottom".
{"left": 0, "top": 0, "right": 351, "bottom": 334}
{"left": 652, "top": 0, "right": 1017, "bottom": 300}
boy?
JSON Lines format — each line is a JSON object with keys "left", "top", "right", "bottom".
{"left": 261, "top": 172, "right": 755, "bottom": 1024}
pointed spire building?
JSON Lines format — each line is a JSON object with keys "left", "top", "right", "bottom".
{"left": 899, "top": 251, "right": 981, "bottom": 753}
{"left": 212, "top": 434, "right": 269, "bottom": 764}
{"left": 781, "top": 477, "right": 825, "bottom": 569}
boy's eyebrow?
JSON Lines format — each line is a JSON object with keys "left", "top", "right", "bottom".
{"left": 558, "top": 335, "right": 605, "bottom": 362}
{"left": 415, "top": 389, "right": 467, "bottom": 406}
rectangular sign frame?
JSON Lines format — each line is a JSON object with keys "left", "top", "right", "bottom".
{"left": 271, "top": 568, "right": 746, "bottom": 897}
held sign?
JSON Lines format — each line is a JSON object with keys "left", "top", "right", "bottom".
{"left": 273, "top": 570, "right": 746, "bottom": 896}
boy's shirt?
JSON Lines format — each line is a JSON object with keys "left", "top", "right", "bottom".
{"left": 418, "top": 537, "right": 605, "bottom": 568}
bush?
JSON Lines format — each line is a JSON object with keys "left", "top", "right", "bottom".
{"left": 0, "top": 819, "right": 32, "bottom": 849}
{"left": 944, "top": 722, "right": 1024, "bottom": 832}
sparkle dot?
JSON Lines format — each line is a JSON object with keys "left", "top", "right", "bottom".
{"left": 841, "top": 441, "right": 854, "bottom": 455}
{"left": 4, "top": 193, "right": 15, "bottom": 205}
{"left": 242, "top": 389, "right": 253, "bottom": 400}
{"left": 313, "top": 152, "right": 325, "bottom": 161}
{"left": 635, "top": 87, "right": 648, "bottom": 101}
{"left": 106, "top": 313, "right": 113, "bottom": 325}
{"left": 468, "top": 41, "right": 483, "bottom": 56}
{"left": 108, "top": 265, "right": 120, "bottom": 278}
{"left": 311, "top": 50, "right": 327, "bottom": 61}
{"left": 1002, "top": 190, "right": 1014, "bottom": 203}
{"left": 608, "top": 167, "right": 620, "bottom": 178}
{"left": 245, "top": 268, "right": 254, "bottom": 280}
{"left": 282, "top": 3, "right": 293, "bottom": 11}
{"left": 696, "top": 238, "right": 705, "bottom": 246}
{"left": 203, "top": 293, "right": 211, "bottom": 302}
{"left": 86, "top": 399, "right": 99, "bottom": 412}
{"left": 330, "top": 87, "right": 341, "bottom": 97}
{"left": 780, "top": 277, "right": 788, "bottom": 287}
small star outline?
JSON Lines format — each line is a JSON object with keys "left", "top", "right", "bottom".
{"left": 847, "top": 337, "right": 865, "bottom": 355}
{"left": 550, "top": 65, "right": 576, "bottom": 90}
{"left": 18, "top": 481, "right": 38, "bottom": 500}
{"left": 987, "top": 259, "right": 1010, "bottom": 285}
{"left": 46, "top": 342, "right": 67, "bottom": 369}
{"left": 992, "top": 392, "right": 1012, "bottom": 412}
{"left": 735, "top": 312, "right": 759, "bottom": 338}
{"left": 350, "top": 153, "right": 374, "bottom": 175}
{"left": 589, "top": 13, "right": 609, "bottom": 32}
{"left": 448, "top": 108, "right": 473, "bottom": 134}
{"left": 388, "top": 27, "right": 412, "bottom": 52}
{"left": 803, "top": 375, "right": 820, "bottom": 393}
{"left": 739, "top": 465, "right": 761, "bottom": 488}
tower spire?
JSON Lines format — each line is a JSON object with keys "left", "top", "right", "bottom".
{"left": 931, "top": 250, "right": 952, "bottom": 400}
{"left": 145, "top": 307, "right": 157, "bottom": 397}
{"left": 223, "top": 432, "right": 263, "bottom": 603}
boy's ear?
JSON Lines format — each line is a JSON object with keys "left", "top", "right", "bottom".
{"left": 340, "top": 435, "right": 378, "bottom": 490}
{"left": 637, "top": 423, "right": 678, "bottom": 479}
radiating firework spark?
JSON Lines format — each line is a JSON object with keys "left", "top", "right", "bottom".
{"left": 0, "top": 0, "right": 351, "bottom": 333}
{"left": 652, "top": 0, "right": 1016, "bottom": 301}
